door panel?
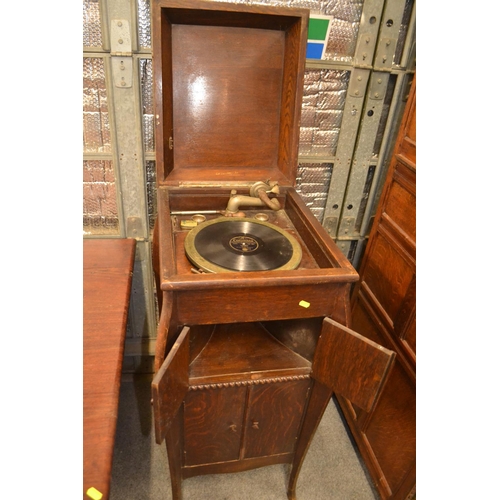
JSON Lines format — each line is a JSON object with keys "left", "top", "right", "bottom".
{"left": 243, "top": 379, "right": 311, "bottom": 459}
{"left": 312, "top": 318, "right": 395, "bottom": 413}
{"left": 152, "top": 326, "right": 190, "bottom": 445}
{"left": 184, "top": 386, "right": 247, "bottom": 466}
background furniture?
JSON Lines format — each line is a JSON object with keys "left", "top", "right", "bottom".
{"left": 83, "top": 238, "right": 136, "bottom": 499}
{"left": 341, "top": 75, "right": 416, "bottom": 500}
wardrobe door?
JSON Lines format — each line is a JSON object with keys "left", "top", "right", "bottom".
{"left": 345, "top": 75, "right": 416, "bottom": 500}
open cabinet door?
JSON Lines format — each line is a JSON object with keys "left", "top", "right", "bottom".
{"left": 312, "top": 318, "right": 396, "bottom": 413}
{"left": 152, "top": 326, "right": 190, "bottom": 445}
{"left": 288, "top": 317, "right": 396, "bottom": 499}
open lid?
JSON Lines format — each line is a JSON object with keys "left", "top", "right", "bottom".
{"left": 152, "top": 0, "right": 309, "bottom": 186}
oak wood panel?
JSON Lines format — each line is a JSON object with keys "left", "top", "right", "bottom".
{"left": 383, "top": 167, "right": 416, "bottom": 242}
{"left": 156, "top": 3, "right": 176, "bottom": 184}
{"left": 312, "top": 318, "right": 395, "bottom": 413}
{"left": 243, "top": 379, "right": 311, "bottom": 458}
{"left": 343, "top": 296, "right": 416, "bottom": 499}
{"left": 152, "top": 326, "right": 190, "bottom": 445}
{"left": 156, "top": 291, "right": 181, "bottom": 372}
{"left": 393, "top": 274, "right": 416, "bottom": 362}
{"left": 278, "top": 18, "right": 307, "bottom": 179}
{"left": 165, "top": 404, "right": 184, "bottom": 500}
{"left": 172, "top": 24, "right": 284, "bottom": 169}
{"left": 398, "top": 141, "right": 416, "bottom": 169}
{"left": 361, "top": 231, "right": 414, "bottom": 324}
{"left": 189, "top": 322, "right": 311, "bottom": 385}
{"left": 153, "top": 0, "right": 308, "bottom": 186}
{"left": 406, "top": 104, "right": 416, "bottom": 145}
{"left": 378, "top": 214, "right": 416, "bottom": 264}
{"left": 159, "top": 1, "right": 305, "bottom": 30}
{"left": 160, "top": 166, "right": 291, "bottom": 186}
{"left": 83, "top": 238, "right": 136, "bottom": 500}
{"left": 263, "top": 317, "right": 324, "bottom": 362}
{"left": 364, "top": 361, "right": 416, "bottom": 494}
{"left": 403, "top": 314, "right": 416, "bottom": 359}
{"left": 354, "top": 287, "right": 416, "bottom": 380}
{"left": 400, "top": 115, "right": 416, "bottom": 166}
{"left": 184, "top": 386, "right": 247, "bottom": 466}
{"left": 174, "top": 282, "right": 352, "bottom": 325}
{"left": 348, "top": 75, "right": 416, "bottom": 500}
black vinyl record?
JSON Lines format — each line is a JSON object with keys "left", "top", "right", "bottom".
{"left": 184, "top": 218, "right": 302, "bottom": 273}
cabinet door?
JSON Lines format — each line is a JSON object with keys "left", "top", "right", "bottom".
{"left": 312, "top": 318, "right": 395, "bottom": 413}
{"left": 184, "top": 386, "right": 247, "bottom": 466}
{"left": 151, "top": 326, "right": 190, "bottom": 445}
{"left": 243, "top": 379, "right": 311, "bottom": 459}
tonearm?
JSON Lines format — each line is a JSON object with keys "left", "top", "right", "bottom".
{"left": 224, "top": 181, "right": 281, "bottom": 216}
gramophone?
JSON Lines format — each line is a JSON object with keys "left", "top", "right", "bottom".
{"left": 150, "top": 1, "right": 395, "bottom": 499}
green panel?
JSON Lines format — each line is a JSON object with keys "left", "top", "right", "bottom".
{"left": 308, "top": 18, "right": 330, "bottom": 41}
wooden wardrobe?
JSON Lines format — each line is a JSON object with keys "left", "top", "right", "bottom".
{"left": 338, "top": 75, "right": 416, "bottom": 500}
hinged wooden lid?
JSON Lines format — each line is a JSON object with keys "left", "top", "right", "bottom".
{"left": 152, "top": 0, "right": 309, "bottom": 187}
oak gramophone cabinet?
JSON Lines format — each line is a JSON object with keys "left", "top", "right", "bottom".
{"left": 149, "top": 1, "right": 396, "bottom": 499}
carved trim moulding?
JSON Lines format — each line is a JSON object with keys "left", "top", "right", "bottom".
{"left": 189, "top": 374, "right": 311, "bottom": 391}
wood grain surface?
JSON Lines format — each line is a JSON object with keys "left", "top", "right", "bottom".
{"left": 83, "top": 239, "right": 136, "bottom": 500}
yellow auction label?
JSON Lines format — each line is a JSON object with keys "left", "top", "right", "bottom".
{"left": 299, "top": 300, "right": 310, "bottom": 308}
{"left": 86, "top": 487, "right": 103, "bottom": 500}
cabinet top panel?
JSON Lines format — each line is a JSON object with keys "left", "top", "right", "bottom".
{"left": 152, "top": 0, "right": 309, "bottom": 185}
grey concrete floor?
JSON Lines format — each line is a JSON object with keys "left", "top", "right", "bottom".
{"left": 109, "top": 376, "right": 379, "bottom": 500}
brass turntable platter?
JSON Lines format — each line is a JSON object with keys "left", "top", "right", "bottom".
{"left": 184, "top": 217, "right": 302, "bottom": 273}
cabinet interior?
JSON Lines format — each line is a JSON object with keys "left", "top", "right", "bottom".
{"left": 188, "top": 318, "right": 324, "bottom": 385}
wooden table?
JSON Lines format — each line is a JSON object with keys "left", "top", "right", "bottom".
{"left": 83, "top": 238, "right": 136, "bottom": 500}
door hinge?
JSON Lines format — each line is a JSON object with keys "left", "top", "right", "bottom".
{"left": 110, "top": 19, "right": 133, "bottom": 88}
{"left": 127, "top": 216, "right": 145, "bottom": 240}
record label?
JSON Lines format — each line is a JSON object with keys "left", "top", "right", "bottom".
{"left": 229, "top": 235, "right": 259, "bottom": 253}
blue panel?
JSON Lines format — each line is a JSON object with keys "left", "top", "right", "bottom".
{"left": 306, "top": 42, "right": 324, "bottom": 60}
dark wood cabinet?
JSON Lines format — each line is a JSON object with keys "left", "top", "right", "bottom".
{"left": 149, "top": 2, "right": 401, "bottom": 499}
{"left": 342, "top": 75, "right": 417, "bottom": 500}
{"left": 152, "top": 318, "right": 396, "bottom": 499}
{"left": 183, "top": 353, "right": 312, "bottom": 468}
{"left": 180, "top": 322, "right": 312, "bottom": 471}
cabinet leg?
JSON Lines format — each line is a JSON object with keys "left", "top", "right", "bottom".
{"left": 287, "top": 381, "right": 332, "bottom": 499}
{"left": 165, "top": 407, "right": 184, "bottom": 500}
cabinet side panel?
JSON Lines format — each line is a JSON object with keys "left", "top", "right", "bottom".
{"left": 364, "top": 361, "right": 416, "bottom": 496}
{"left": 350, "top": 298, "right": 416, "bottom": 498}
{"left": 383, "top": 165, "right": 416, "bottom": 242}
{"left": 361, "top": 232, "right": 414, "bottom": 324}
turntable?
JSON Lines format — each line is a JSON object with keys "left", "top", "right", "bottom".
{"left": 150, "top": 2, "right": 395, "bottom": 499}
{"left": 184, "top": 216, "right": 303, "bottom": 273}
